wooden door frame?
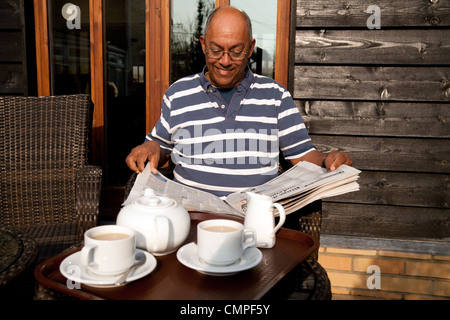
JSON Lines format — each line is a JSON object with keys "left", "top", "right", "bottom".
{"left": 89, "top": 0, "right": 105, "bottom": 168}
{"left": 275, "top": 0, "right": 291, "bottom": 89}
{"left": 146, "top": 0, "right": 170, "bottom": 133}
{"left": 33, "top": 0, "right": 50, "bottom": 97}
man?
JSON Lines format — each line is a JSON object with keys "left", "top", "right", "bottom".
{"left": 126, "top": 6, "right": 352, "bottom": 199}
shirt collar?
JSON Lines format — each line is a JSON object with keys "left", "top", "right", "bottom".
{"left": 199, "top": 65, "right": 254, "bottom": 92}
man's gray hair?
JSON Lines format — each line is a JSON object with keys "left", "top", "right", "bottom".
{"left": 203, "top": 6, "right": 253, "bottom": 42}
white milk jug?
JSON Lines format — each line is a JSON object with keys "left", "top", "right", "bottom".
{"left": 244, "top": 192, "right": 286, "bottom": 248}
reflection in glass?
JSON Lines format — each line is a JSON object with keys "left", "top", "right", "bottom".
{"left": 170, "top": 0, "right": 215, "bottom": 83}
{"left": 105, "top": 0, "right": 146, "bottom": 185}
{"left": 231, "top": 0, "right": 277, "bottom": 78}
{"left": 49, "top": 0, "right": 90, "bottom": 95}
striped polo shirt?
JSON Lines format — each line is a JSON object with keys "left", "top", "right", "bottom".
{"left": 147, "top": 67, "right": 315, "bottom": 196}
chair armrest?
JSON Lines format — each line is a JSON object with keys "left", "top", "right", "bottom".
{"left": 75, "top": 165, "right": 102, "bottom": 240}
{"left": 123, "top": 172, "right": 137, "bottom": 202}
{"left": 297, "top": 200, "right": 322, "bottom": 262}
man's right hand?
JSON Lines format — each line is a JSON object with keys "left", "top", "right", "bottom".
{"left": 125, "top": 140, "right": 164, "bottom": 174}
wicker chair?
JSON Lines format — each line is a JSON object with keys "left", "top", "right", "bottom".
{"left": 0, "top": 94, "right": 102, "bottom": 264}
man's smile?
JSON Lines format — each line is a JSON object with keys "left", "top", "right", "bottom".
{"left": 216, "top": 67, "right": 232, "bottom": 75}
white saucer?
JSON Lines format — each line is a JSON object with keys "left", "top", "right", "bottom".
{"left": 176, "top": 242, "right": 262, "bottom": 276}
{"left": 60, "top": 249, "right": 157, "bottom": 288}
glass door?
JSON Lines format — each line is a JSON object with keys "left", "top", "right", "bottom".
{"left": 49, "top": 0, "right": 90, "bottom": 95}
{"left": 46, "top": 0, "right": 146, "bottom": 186}
{"left": 170, "top": 0, "right": 280, "bottom": 84}
{"left": 104, "top": 0, "right": 146, "bottom": 185}
{"left": 170, "top": 0, "right": 214, "bottom": 83}
{"left": 231, "top": 0, "right": 278, "bottom": 79}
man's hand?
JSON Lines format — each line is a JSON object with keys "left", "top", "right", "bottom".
{"left": 125, "top": 140, "right": 166, "bottom": 174}
{"left": 290, "top": 149, "right": 353, "bottom": 171}
{"left": 322, "top": 150, "right": 353, "bottom": 171}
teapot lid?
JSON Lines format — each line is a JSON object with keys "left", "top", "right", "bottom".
{"left": 134, "top": 188, "right": 175, "bottom": 209}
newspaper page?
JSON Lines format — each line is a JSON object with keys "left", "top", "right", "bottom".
{"left": 123, "top": 165, "right": 243, "bottom": 216}
{"left": 123, "top": 161, "right": 360, "bottom": 217}
{"left": 276, "top": 177, "right": 360, "bottom": 214}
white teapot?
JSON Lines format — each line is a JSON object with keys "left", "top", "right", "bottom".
{"left": 116, "top": 188, "right": 190, "bottom": 255}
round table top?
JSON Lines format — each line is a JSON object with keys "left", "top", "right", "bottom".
{"left": 0, "top": 225, "right": 38, "bottom": 286}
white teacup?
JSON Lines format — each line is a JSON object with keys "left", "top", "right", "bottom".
{"left": 81, "top": 225, "right": 136, "bottom": 277}
{"left": 197, "top": 219, "right": 256, "bottom": 266}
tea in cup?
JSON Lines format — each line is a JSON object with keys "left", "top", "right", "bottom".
{"left": 81, "top": 225, "right": 136, "bottom": 277}
{"left": 197, "top": 219, "right": 256, "bottom": 266}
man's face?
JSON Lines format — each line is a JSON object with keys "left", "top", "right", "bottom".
{"left": 200, "top": 10, "right": 255, "bottom": 89}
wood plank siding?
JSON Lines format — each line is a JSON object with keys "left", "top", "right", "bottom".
{"left": 293, "top": 0, "right": 450, "bottom": 241}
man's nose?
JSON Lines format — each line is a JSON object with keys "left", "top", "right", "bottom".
{"left": 219, "top": 52, "right": 232, "bottom": 65}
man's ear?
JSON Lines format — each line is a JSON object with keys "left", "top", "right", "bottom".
{"left": 199, "top": 36, "right": 206, "bottom": 54}
{"left": 248, "top": 38, "right": 256, "bottom": 57}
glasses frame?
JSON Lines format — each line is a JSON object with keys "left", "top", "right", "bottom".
{"left": 205, "top": 46, "right": 250, "bottom": 61}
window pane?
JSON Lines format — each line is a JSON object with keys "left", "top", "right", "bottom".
{"left": 170, "top": 0, "right": 215, "bottom": 83}
{"left": 105, "top": 0, "right": 146, "bottom": 185}
{"left": 49, "top": 0, "right": 90, "bottom": 94}
{"left": 230, "top": 0, "right": 277, "bottom": 78}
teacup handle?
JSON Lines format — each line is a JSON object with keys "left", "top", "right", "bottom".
{"left": 242, "top": 228, "right": 256, "bottom": 250}
{"left": 150, "top": 215, "right": 169, "bottom": 253}
{"left": 270, "top": 203, "right": 286, "bottom": 238}
{"left": 81, "top": 244, "right": 97, "bottom": 269}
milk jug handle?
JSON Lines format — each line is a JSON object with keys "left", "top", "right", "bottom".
{"left": 270, "top": 203, "right": 286, "bottom": 238}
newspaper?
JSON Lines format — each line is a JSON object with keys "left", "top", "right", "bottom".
{"left": 123, "top": 161, "right": 361, "bottom": 218}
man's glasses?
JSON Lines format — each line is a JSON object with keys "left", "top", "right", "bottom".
{"left": 205, "top": 47, "right": 249, "bottom": 60}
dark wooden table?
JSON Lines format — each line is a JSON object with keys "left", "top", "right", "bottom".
{"left": 0, "top": 225, "right": 38, "bottom": 287}
{"left": 34, "top": 212, "right": 317, "bottom": 300}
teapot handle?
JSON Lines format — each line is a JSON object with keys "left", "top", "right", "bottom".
{"left": 151, "top": 215, "right": 169, "bottom": 253}
{"left": 270, "top": 203, "right": 286, "bottom": 238}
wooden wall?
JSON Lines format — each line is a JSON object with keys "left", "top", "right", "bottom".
{"left": 293, "top": 0, "right": 450, "bottom": 241}
{"left": 0, "top": 0, "right": 34, "bottom": 96}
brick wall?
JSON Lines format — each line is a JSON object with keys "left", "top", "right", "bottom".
{"left": 318, "top": 246, "right": 450, "bottom": 300}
